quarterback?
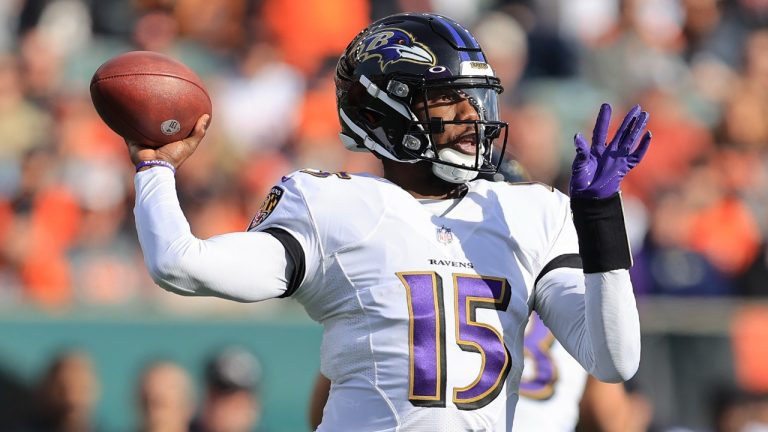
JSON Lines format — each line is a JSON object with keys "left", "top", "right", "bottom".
{"left": 125, "top": 13, "right": 649, "bottom": 431}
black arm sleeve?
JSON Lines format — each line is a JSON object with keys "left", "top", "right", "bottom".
{"left": 570, "top": 193, "right": 632, "bottom": 273}
{"left": 263, "top": 228, "right": 306, "bottom": 298}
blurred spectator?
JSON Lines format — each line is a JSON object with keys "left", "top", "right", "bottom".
{"left": 20, "top": 350, "right": 101, "bottom": 432}
{"left": 171, "top": 0, "right": 250, "bottom": 54}
{"left": 632, "top": 188, "right": 734, "bottom": 296}
{"left": 0, "top": 1, "right": 19, "bottom": 52}
{"left": 503, "top": 101, "right": 564, "bottom": 186}
{"left": 577, "top": 377, "right": 654, "bottom": 432}
{"left": 681, "top": 0, "right": 747, "bottom": 69}
{"left": 719, "top": 29, "right": 768, "bottom": 151}
{"left": 17, "top": 0, "right": 92, "bottom": 59}
{"left": 713, "top": 386, "right": 768, "bottom": 432}
{"left": 174, "top": 135, "right": 249, "bottom": 240}
{"left": 520, "top": 1, "right": 580, "bottom": 80}
{"left": 212, "top": 40, "right": 305, "bottom": 157}
{"left": 17, "top": 25, "right": 77, "bottom": 108}
{"left": 739, "top": 243, "right": 768, "bottom": 297}
{"left": 261, "top": 0, "right": 369, "bottom": 77}
{"left": 472, "top": 10, "right": 528, "bottom": 99}
{"left": 190, "top": 347, "right": 263, "bottom": 432}
{"left": 731, "top": 306, "right": 768, "bottom": 393}
{"left": 132, "top": 8, "right": 180, "bottom": 54}
{"left": 581, "top": 0, "right": 689, "bottom": 101}
{"left": 0, "top": 52, "right": 52, "bottom": 192}
{"left": 137, "top": 360, "right": 195, "bottom": 432}
{"left": 0, "top": 364, "right": 33, "bottom": 431}
{"left": 738, "top": 0, "right": 768, "bottom": 27}
{"left": 621, "top": 87, "right": 714, "bottom": 205}
{"left": 0, "top": 146, "right": 81, "bottom": 308}
{"left": 686, "top": 194, "right": 762, "bottom": 278}
{"left": 129, "top": 2, "right": 227, "bottom": 79}
{"left": 89, "top": 0, "right": 141, "bottom": 37}
{"left": 291, "top": 57, "right": 383, "bottom": 176}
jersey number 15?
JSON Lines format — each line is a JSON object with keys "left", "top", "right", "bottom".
{"left": 397, "top": 272, "right": 512, "bottom": 410}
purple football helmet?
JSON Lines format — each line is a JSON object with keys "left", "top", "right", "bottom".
{"left": 335, "top": 13, "right": 508, "bottom": 183}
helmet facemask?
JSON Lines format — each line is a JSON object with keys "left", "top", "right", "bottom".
{"left": 404, "top": 80, "right": 508, "bottom": 183}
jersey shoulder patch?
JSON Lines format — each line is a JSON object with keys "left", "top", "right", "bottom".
{"left": 247, "top": 186, "right": 285, "bottom": 231}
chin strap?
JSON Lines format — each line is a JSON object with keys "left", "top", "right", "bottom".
{"left": 431, "top": 148, "right": 480, "bottom": 183}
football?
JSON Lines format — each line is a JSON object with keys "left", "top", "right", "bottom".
{"left": 90, "top": 51, "right": 212, "bottom": 147}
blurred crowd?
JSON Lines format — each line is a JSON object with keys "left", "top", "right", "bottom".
{"left": 0, "top": 345, "right": 264, "bottom": 432}
{"left": 0, "top": 0, "right": 766, "bottom": 305}
{"left": 2, "top": 0, "right": 768, "bottom": 429}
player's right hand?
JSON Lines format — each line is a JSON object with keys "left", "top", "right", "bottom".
{"left": 127, "top": 114, "right": 210, "bottom": 171}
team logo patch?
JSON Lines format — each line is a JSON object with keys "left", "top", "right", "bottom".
{"left": 358, "top": 27, "right": 436, "bottom": 70}
{"left": 247, "top": 186, "right": 284, "bottom": 231}
{"left": 436, "top": 225, "right": 453, "bottom": 244}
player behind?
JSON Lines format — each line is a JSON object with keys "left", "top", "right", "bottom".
{"left": 513, "top": 313, "right": 645, "bottom": 432}
{"left": 123, "top": 13, "right": 650, "bottom": 431}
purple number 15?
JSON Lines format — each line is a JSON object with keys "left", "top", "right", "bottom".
{"left": 397, "top": 272, "right": 511, "bottom": 410}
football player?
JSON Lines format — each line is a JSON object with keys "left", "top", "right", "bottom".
{"left": 513, "top": 313, "right": 642, "bottom": 432}
{"left": 125, "top": 13, "right": 650, "bottom": 431}
{"left": 307, "top": 314, "right": 645, "bottom": 432}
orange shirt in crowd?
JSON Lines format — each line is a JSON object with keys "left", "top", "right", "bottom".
{"left": 262, "top": 0, "right": 370, "bottom": 76}
{"left": 687, "top": 196, "right": 762, "bottom": 276}
{"left": 731, "top": 306, "right": 768, "bottom": 392}
{"left": 0, "top": 186, "right": 81, "bottom": 308}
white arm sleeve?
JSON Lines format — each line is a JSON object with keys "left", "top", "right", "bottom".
{"left": 134, "top": 168, "right": 291, "bottom": 302}
{"left": 535, "top": 268, "right": 640, "bottom": 383}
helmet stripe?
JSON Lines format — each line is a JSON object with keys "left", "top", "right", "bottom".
{"left": 432, "top": 15, "right": 471, "bottom": 61}
{"left": 432, "top": 15, "right": 485, "bottom": 62}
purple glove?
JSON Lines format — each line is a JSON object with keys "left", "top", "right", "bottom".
{"left": 570, "top": 103, "right": 652, "bottom": 199}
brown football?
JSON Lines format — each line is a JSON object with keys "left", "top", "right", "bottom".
{"left": 90, "top": 51, "right": 212, "bottom": 148}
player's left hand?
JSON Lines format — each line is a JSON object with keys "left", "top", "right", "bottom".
{"left": 569, "top": 103, "right": 651, "bottom": 199}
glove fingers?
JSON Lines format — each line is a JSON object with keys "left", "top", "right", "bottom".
{"left": 615, "top": 116, "right": 637, "bottom": 152}
{"left": 572, "top": 134, "right": 590, "bottom": 175}
{"left": 592, "top": 103, "right": 612, "bottom": 154}
{"left": 621, "top": 111, "right": 649, "bottom": 153}
{"left": 573, "top": 133, "right": 590, "bottom": 157}
{"left": 611, "top": 104, "right": 641, "bottom": 149}
{"left": 628, "top": 131, "right": 652, "bottom": 167}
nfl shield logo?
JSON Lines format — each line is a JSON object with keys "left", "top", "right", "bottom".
{"left": 436, "top": 225, "right": 453, "bottom": 244}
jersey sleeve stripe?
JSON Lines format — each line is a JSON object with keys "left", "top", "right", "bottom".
{"left": 263, "top": 227, "right": 306, "bottom": 298}
{"left": 534, "top": 254, "right": 582, "bottom": 287}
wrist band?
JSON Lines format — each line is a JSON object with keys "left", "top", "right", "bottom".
{"left": 570, "top": 192, "right": 632, "bottom": 273}
{"left": 135, "top": 160, "right": 176, "bottom": 174}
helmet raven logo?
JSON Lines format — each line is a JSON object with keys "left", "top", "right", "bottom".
{"left": 358, "top": 28, "right": 436, "bottom": 70}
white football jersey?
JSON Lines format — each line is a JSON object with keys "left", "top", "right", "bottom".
{"left": 512, "top": 313, "right": 588, "bottom": 432}
{"left": 251, "top": 170, "right": 581, "bottom": 432}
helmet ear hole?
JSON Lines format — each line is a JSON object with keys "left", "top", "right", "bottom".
{"left": 402, "top": 134, "right": 427, "bottom": 153}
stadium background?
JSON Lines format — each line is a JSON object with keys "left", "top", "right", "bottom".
{"left": 1, "top": 0, "right": 768, "bottom": 430}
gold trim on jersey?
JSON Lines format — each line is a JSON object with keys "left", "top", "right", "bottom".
{"left": 452, "top": 274, "right": 511, "bottom": 408}
{"left": 397, "top": 271, "right": 445, "bottom": 405}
